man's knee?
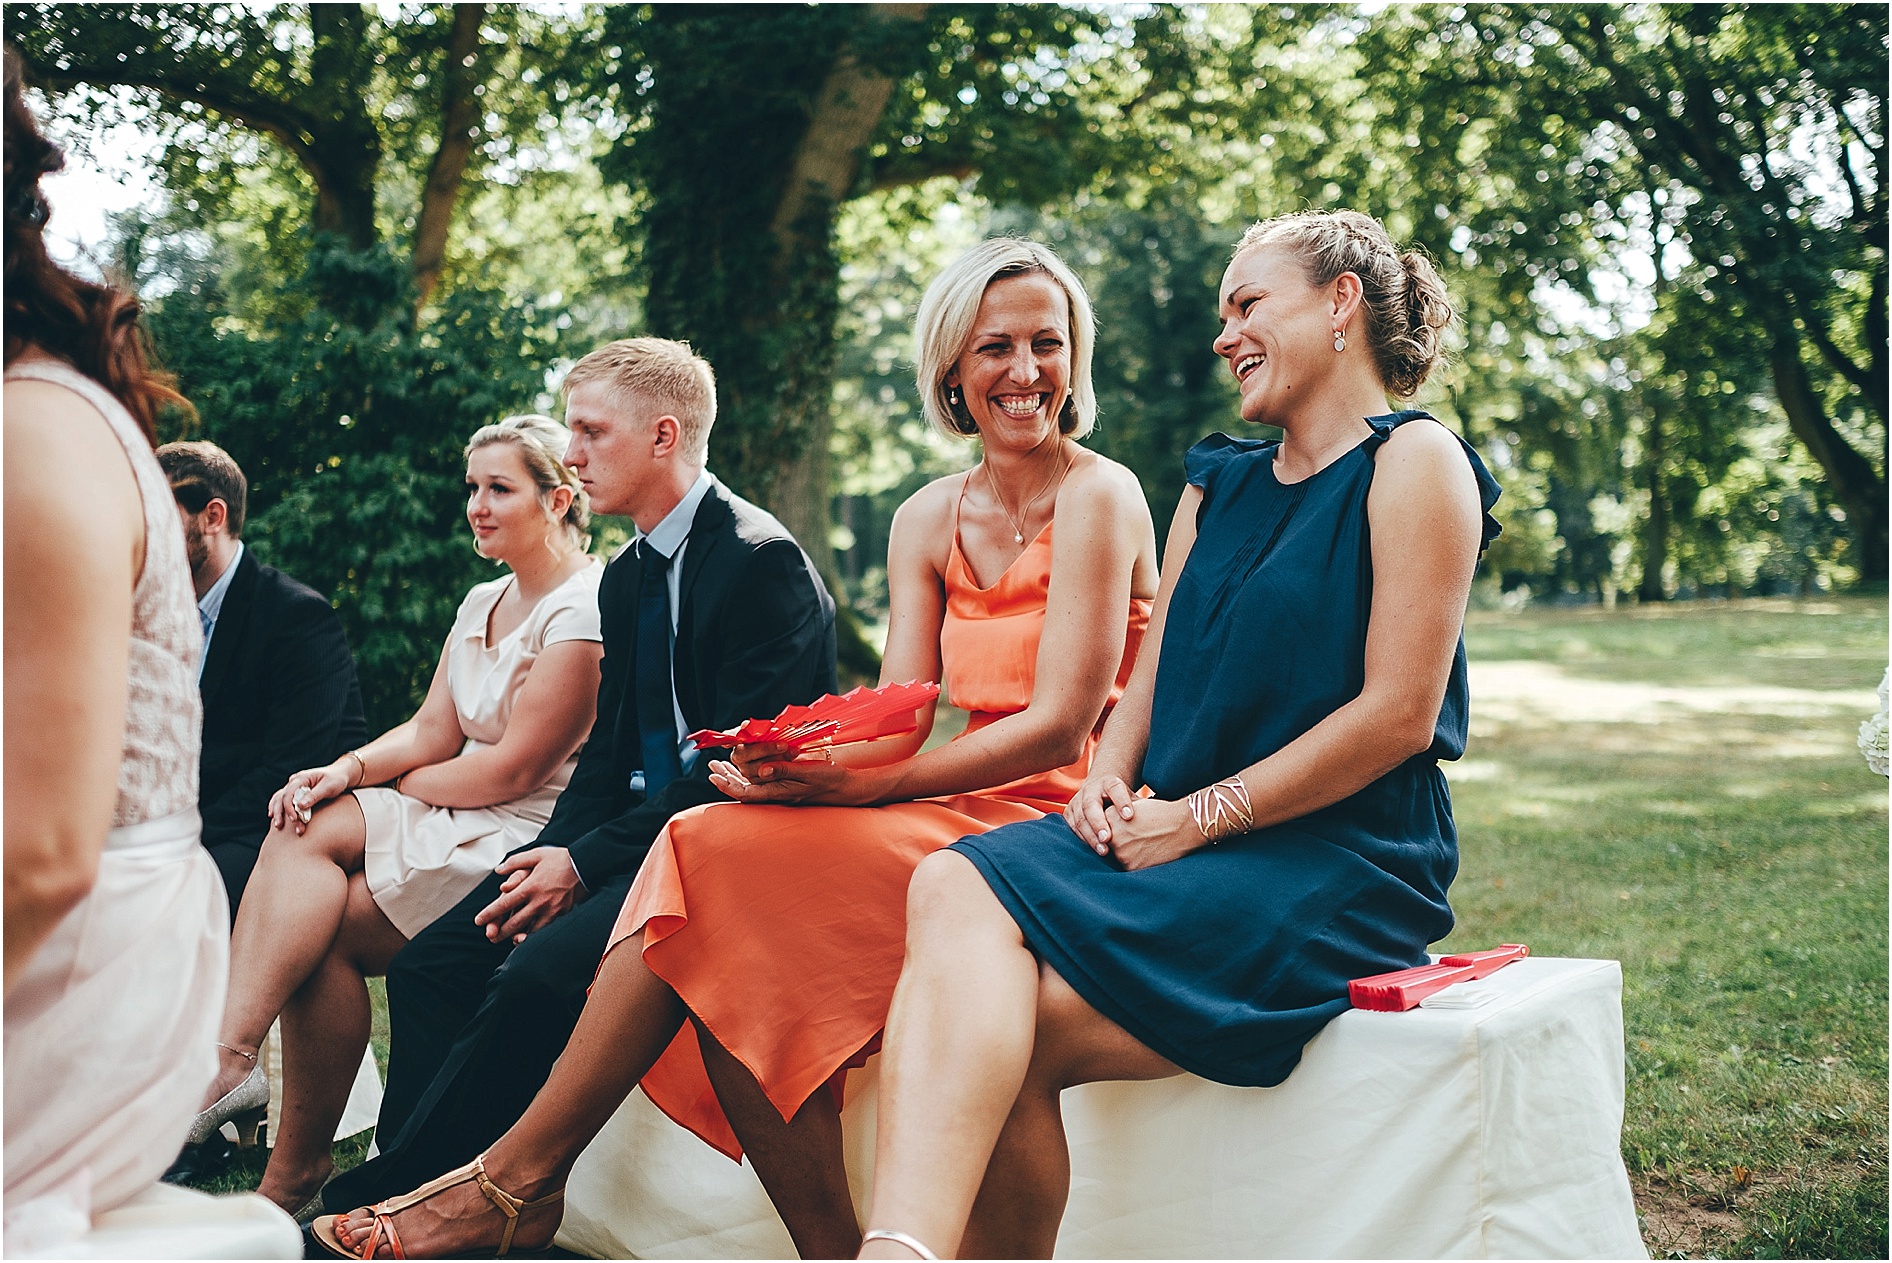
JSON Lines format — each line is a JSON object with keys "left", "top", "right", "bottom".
{"left": 388, "top": 890, "right": 505, "bottom": 1006}
{"left": 485, "top": 927, "right": 587, "bottom": 1017}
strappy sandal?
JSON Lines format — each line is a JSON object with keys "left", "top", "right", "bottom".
{"left": 308, "top": 1154, "right": 563, "bottom": 1259}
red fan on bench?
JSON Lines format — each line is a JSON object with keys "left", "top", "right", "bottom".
{"left": 689, "top": 681, "right": 943, "bottom": 754}
{"left": 1348, "top": 944, "right": 1530, "bottom": 1011}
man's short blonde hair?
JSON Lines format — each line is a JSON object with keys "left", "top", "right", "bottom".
{"left": 561, "top": 337, "right": 717, "bottom": 463}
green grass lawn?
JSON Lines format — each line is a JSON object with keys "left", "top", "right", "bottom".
{"left": 1447, "top": 595, "right": 1887, "bottom": 1259}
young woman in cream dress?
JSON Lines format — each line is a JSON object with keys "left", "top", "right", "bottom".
{"left": 187, "top": 416, "right": 605, "bottom": 1217}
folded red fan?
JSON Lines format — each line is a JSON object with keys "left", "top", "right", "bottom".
{"left": 1347, "top": 943, "right": 1530, "bottom": 1012}
{"left": 688, "top": 681, "right": 943, "bottom": 753}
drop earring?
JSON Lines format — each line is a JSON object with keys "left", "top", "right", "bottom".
{"left": 948, "top": 386, "right": 961, "bottom": 407}
{"left": 1333, "top": 330, "right": 1347, "bottom": 353}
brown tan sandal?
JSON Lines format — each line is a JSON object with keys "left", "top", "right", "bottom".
{"left": 308, "top": 1153, "right": 563, "bottom": 1259}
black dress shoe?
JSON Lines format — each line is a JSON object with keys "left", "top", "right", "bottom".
{"left": 161, "top": 1136, "right": 235, "bottom": 1187}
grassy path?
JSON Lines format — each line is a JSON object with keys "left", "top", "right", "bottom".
{"left": 1450, "top": 597, "right": 1887, "bottom": 1259}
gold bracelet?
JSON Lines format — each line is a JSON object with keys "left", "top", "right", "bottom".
{"left": 1187, "top": 775, "right": 1254, "bottom": 845}
{"left": 344, "top": 750, "right": 368, "bottom": 789}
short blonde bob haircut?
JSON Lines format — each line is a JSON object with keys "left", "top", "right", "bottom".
{"left": 561, "top": 336, "right": 718, "bottom": 463}
{"left": 914, "top": 238, "right": 1097, "bottom": 441}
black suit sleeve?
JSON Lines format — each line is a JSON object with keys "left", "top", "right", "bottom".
{"left": 199, "top": 589, "right": 365, "bottom": 854}
{"left": 564, "top": 537, "right": 833, "bottom": 886}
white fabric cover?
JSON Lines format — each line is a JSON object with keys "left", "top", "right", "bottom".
{"left": 558, "top": 956, "right": 1644, "bottom": 1260}
{"left": 258, "top": 1023, "right": 385, "bottom": 1146}
{"left": 10, "top": 1180, "right": 300, "bottom": 1259}
{"left": 3, "top": 811, "right": 229, "bottom": 1255}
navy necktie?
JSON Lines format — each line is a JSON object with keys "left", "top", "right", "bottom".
{"left": 635, "top": 539, "right": 683, "bottom": 796}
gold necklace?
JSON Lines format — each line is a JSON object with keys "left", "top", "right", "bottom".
{"left": 984, "top": 441, "right": 1069, "bottom": 545}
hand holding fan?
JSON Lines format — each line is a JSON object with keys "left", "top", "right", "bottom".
{"left": 689, "top": 681, "right": 942, "bottom": 754}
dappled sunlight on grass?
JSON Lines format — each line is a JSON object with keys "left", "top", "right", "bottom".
{"left": 1450, "top": 597, "right": 1887, "bottom": 1259}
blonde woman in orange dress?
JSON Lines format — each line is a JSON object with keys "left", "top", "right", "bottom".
{"left": 318, "top": 237, "right": 1158, "bottom": 1260}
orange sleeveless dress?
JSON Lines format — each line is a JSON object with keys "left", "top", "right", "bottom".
{"left": 605, "top": 507, "right": 1151, "bottom": 1160}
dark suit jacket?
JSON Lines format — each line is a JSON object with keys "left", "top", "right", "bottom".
{"left": 539, "top": 478, "right": 837, "bottom": 887}
{"left": 200, "top": 550, "right": 368, "bottom": 871}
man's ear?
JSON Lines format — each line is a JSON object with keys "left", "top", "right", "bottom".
{"left": 651, "top": 415, "right": 682, "bottom": 459}
{"left": 202, "top": 497, "right": 230, "bottom": 535}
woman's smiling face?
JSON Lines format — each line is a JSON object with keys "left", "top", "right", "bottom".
{"left": 1212, "top": 244, "right": 1338, "bottom": 427}
{"left": 946, "top": 272, "right": 1072, "bottom": 452}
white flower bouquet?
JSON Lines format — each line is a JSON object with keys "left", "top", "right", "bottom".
{"left": 1860, "top": 668, "right": 1888, "bottom": 777}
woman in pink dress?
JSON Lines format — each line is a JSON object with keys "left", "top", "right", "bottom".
{"left": 4, "top": 50, "right": 229, "bottom": 1253}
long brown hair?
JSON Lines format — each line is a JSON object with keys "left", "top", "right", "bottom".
{"left": 4, "top": 46, "right": 190, "bottom": 445}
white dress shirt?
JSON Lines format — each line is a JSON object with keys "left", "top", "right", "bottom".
{"left": 196, "top": 541, "right": 245, "bottom": 682}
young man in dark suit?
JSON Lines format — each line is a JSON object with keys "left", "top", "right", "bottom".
{"left": 322, "top": 338, "right": 836, "bottom": 1213}
{"left": 158, "top": 441, "right": 369, "bottom": 919}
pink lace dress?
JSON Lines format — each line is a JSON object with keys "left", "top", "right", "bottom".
{"left": 3, "top": 358, "right": 228, "bottom": 1252}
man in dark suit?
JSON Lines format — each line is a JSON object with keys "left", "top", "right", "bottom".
{"left": 322, "top": 338, "right": 836, "bottom": 1211}
{"left": 157, "top": 441, "right": 368, "bottom": 919}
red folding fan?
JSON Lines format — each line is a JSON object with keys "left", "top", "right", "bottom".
{"left": 1347, "top": 944, "right": 1530, "bottom": 1012}
{"left": 688, "top": 681, "right": 943, "bottom": 754}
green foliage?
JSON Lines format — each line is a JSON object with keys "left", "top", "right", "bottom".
{"left": 149, "top": 242, "right": 562, "bottom": 729}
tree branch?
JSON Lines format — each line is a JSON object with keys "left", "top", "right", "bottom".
{"left": 412, "top": 3, "right": 486, "bottom": 307}
{"left": 769, "top": 3, "right": 928, "bottom": 246}
{"left": 867, "top": 154, "right": 976, "bottom": 194}
{"left": 16, "top": 47, "right": 327, "bottom": 161}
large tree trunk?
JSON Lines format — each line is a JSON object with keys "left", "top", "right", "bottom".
{"left": 765, "top": 6, "right": 921, "bottom": 601}
{"left": 631, "top": 5, "right": 927, "bottom": 680}
{"left": 305, "top": 4, "right": 382, "bottom": 252}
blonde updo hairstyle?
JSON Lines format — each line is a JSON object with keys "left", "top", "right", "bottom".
{"left": 1235, "top": 210, "right": 1454, "bottom": 399}
{"left": 465, "top": 414, "right": 591, "bottom": 553}
{"left": 915, "top": 237, "right": 1097, "bottom": 441}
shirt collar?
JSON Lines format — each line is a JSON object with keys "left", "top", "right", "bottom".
{"left": 198, "top": 541, "right": 245, "bottom": 624}
{"left": 637, "top": 470, "right": 713, "bottom": 561}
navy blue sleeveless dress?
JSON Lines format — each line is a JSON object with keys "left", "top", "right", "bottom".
{"left": 951, "top": 411, "right": 1503, "bottom": 1087}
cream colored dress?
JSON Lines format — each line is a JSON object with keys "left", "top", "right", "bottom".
{"left": 3, "top": 359, "right": 227, "bottom": 1252}
{"left": 359, "top": 565, "right": 602, "bottom": 938}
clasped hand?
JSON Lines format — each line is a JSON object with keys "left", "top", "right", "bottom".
{"left": 266, "top": 762, "right": 352, "bottom": 835}
{"left": 1062, "top": 773, "right": 1206, "bottom": 871}
{"left": 475, "top": 847, "right": 585, "bottom": 944}
{"left": 707, "top": 741, "right": 868, "bottom": 807}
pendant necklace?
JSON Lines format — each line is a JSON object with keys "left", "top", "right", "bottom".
{"left": 985, "top": 441, "right": 1070, "bottom": 545}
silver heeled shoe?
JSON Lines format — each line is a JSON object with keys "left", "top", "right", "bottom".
{"left": 184, "top": 1063, "right": 271, "bottom": 1148}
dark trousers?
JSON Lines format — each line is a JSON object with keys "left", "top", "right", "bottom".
{"left": 205, "top": 841, "right": 260, "bottom": 924}
{"left": 321, "top": 866, "right": 636, "bottom": 1211}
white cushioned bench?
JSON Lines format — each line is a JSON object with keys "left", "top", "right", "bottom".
{"left": 556, "top": 956, "right": 1645, "bottom": 1259}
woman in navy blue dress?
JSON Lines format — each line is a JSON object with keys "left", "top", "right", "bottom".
{"left": 858, "top": 209, "right": 1502, "bottom": 1261}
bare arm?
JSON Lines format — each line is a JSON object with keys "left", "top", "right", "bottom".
{"left": 716, "top": 459, "right": 1157, "bottom": 807}
{"left": 267, "top": 644, "right": 466, "bottom": 830}
{"left": 1101, "top": 421, "right": 1484, "bottom": 870}
{"left": 396, "top": 638, "right": 602, "bottom": 807}
{"left": 1064, "top": 484, "right": 1200, "bottom": 848}
{"left": 4, "top": 381, "right": 142, "bottom": 995}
